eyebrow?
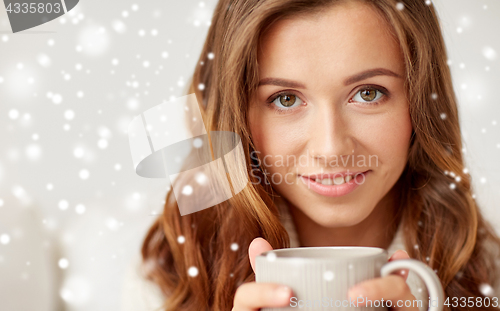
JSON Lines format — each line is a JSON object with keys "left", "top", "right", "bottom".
{"left": 258, "top": 68, "right": 403, "bottom": 88}
{"left": 343, "top": 68, "right": 403, "bottom": 86}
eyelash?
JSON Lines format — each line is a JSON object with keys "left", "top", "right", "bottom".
{"left": 266, "top": 84, "right": 390, "bottom": 114}
{"left": 266, "top": 91, "right": 302, "bottom": 114}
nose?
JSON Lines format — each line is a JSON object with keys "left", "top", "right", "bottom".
{"left": 307, "top": 102, "right": 356, "bottom": 168}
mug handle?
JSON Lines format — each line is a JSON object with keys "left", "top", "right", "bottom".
{"left": 381, "top": 259, "right": 444, "bottom": 311}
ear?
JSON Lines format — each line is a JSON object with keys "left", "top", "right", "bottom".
{"left": 248, "top": 237, "right": 273, "bottom": 274}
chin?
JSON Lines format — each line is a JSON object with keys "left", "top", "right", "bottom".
{"left": 304, "top": 202, "right": 374, "bottom": 228}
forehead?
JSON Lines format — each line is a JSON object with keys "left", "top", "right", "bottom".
{"left": 258, "top": 2, "right": 404, "bottom": 84}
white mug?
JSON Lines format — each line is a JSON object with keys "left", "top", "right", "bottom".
{"left": 255, "top": 246, "right": 444, "bottom": 310}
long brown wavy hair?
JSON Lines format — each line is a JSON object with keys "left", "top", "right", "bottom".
{"left": 140, "top": 0, "right": 500, "bottom": 310}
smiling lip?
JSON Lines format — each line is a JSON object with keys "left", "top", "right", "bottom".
{"left": 300, "top": 170, "right": 368, "bottom": 180}
{"left": 299, "top": 170, "right": 371, "bottom": 197}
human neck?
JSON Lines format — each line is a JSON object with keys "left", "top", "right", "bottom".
{"left": 286, "top": 183, "right": 401, "bottom": 249}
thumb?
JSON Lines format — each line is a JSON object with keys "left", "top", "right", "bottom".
{"left": 388, "top": 249, "right": 410, "bottom": 281}
{"left": 248, "top": 237, "right": 273, "bottom": 274}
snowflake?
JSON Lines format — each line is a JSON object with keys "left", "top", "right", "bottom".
{"left": 323, "top": 270, "right": 335, "bottom": 281}
{"left": 0, "top": 234, "right": 10, "bottom": 245}
{"left": 188, "top": 266, "right": 199, "bottom": 277}
{"left": 266, "top": 252, "right": 277, "bottom": 262}
{"left": 58, "top": 258, "right": 69, "bottom": 269}
{"left": 182, "top": 185, "right": 193, "bottom": 195}
{"left": 479, "top": 283, "right": 494, "bottom": 297}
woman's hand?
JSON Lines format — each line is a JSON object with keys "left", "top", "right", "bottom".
{"left": 347, "top": 250, "right": 420, "bottom": 310}
{"left": 232, "top": 237, "right": 293, "bottom": 311}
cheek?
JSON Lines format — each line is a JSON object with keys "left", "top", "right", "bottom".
{"left": 359, "top": 109, "right": 412, "bottom": 166}
{"left": 249, "top": 112, "right": 306, "bottom": 168}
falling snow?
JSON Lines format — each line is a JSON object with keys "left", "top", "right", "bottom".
{"left": 59, "top": 200, "right": 69, "bottom": 210}
{"left": 97, "top": 139, "right": 108, "bottom": 149}
{"left": 195, "top": 172, "right": 207, "bottom": 185}
{"left": 25, "top": 144, "right": 42, "bottom": 160}
{"left": 52, "top": 93, "right": 63, "bottom": 104}
{"left": 0, "top": 234, "right": 10, "bottom": 245}
{"left": 112, "top": 20, "right": 127, "bottom": 34}
{"left": 182, "top": 185, "right": 193, "bottom": 195}
{"left": 59, "top": 258, "right": 70, "bottom": 269}
{"left": 479, "top": 283, "right": 495, "bottom": 297}
{"left": 0, "top": 2, "right": 498, "bottom": 310}
{"left": 73, "top": 147, "right": 85, "bottom": 158}
{"left": 64, "top": 110, "right": 75, "bottom": 120}
{"left": 79, "top": 169, "right": 90, "bottom": 180}
{"left": 75, "top": 204, "right": 86, "bottom": 214}
{"left": 37, "top": 54, "right": 52, "bottom": 67}
{"left": 323, "top": 270, "right": 335, "bottom": 281}
{"left": 8, "top": 109, "right": 19, "bottom": 119}
{"left": 187, "top": 266, "right": 198, "bottom": 277}
{"left": 482, "top": 46, "right": 497, "bottom": 61}
{"left": 266, "top": 252, "right": 277, "bottom": 262}
{"left": 193, "top": 138, "right": 203, "bottom": 148}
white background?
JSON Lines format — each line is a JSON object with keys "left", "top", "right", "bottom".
{"left": 0, "top": 0, "right": 499, "bottom": 310}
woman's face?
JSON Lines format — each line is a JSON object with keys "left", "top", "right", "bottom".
{"left": 249, "top": 2, "right": 413, "bottom": 228}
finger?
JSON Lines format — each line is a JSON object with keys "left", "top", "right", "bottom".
{"left": 248, "top": 237, "right": 273, "bottom": 273}
{"left": 388, "top": 250, "right": 410, "bottom": 281}
{"left": 233, "top": 282, "right": 292, "bottom": 311}
{"left": 348, "top": 275, "right": 419, "bottom": 310}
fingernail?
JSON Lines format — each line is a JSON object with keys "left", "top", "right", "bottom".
{"left": 275, "top": 286, "right": 291, "bottom": 303}
{"left": 348, "top": 285, "right": 366, "bottom": 298}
